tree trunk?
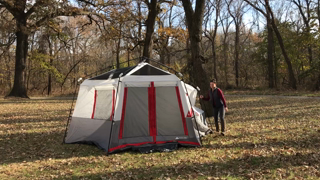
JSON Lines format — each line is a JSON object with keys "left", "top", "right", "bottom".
{"left": 143, "top": 0, "right": 159, "bottom": 60}
{"left": 318, "top": 0, "right": 320, "bottom": 27}
{"left": 48, "top": 39, "right": 53, "bottom": 96}
{"left": 273, "top": 42, "right": 278, "bottom": 88}
{"left": 7, "top": 19, "right": 29, "bottom": 98}
{"left": 266, "top": 1, "right": 297, "bottom": 89}
{"left": 181, "top": 0, "right": 212, "bottom": 116}
{"left": 160, "top": 48, "right": 166, "bottom": 64}
{"left": 211, "top": 1, "right": 220, "bottom": 81}
{"left": 127, "top": 43, "right": 130, "bottom": 67}
{"left": 235, "top": 24, "right": 240, "bottom": 87}
{"left": 116, "top": 24, "right": 122, "bottom": 69}
{"left": 212, "top": 43, "right": 217, "bottom": 80}
{"left": 266, "top": 13, "right": 274, "bottom": 88}
{"left": 138, "top": 1, "right": 143, "bottom": 57}
{"left": 223, "top": 41, "right": 229, "bottom": 87}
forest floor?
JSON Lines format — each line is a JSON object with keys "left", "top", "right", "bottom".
{"left": 225, "top": 89, "right": 320, "bottom": 97}
{"left": 0, "top": 95, "right": 319, "bottom": 179}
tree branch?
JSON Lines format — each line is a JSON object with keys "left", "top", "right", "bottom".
{"left": 0, "top": 0, "right": 18, "bottom": 17}
{"left": 292, "top": 0, "right": 309, "bottom": 26}
{"left": 0, "top": 34, "right": 15, "bottom": 47}
{"left": 30, "top": 8, "right": 95, "bottom": 31}
{"left": 243, "top": 0, "right": 267, "bottom": 17}
{"left": 25, "top": 0, "right": 46, "bottom": 18}
{"left": 180, "top": 0, "right": 194, "bottom": 30}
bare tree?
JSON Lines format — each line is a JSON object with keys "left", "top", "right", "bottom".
{"left": 243, "top": 0, "right": 297, "bottom": 89}
{"left": 0, "top": 0, "right": 110, "bottom": 97}
{"left": 220, "top": 5, "right": 233, "bottom": 87}
{"left": 204, "top": 0, "right": 222, "bottom": 81}
{"left": 227, "top": 0, "right": 247, "bottom": 87}
{"left": 292, "top": 0, "right": 313, "bottom": 65}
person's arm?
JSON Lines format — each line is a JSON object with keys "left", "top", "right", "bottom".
{"left": 201, "top": 91, "right": 210, "bottom": 101}
{"left": 217, "top": 89, "right": 227, "bottom": 107}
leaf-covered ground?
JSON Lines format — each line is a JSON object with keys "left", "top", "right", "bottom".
{"left": 0, "top": 96, "right": 319, "bottom": 180}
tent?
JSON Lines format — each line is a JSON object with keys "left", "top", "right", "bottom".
{"left": 64, "top": 62, "right": 209, "bottom": 153}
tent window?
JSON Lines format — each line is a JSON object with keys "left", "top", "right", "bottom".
{"left": 122, "top": 87, "right": 149, "bottom": 138}
{"left": 156, "top": 86, "right": 186, "bottom": 136}
{"left": 92, "top": 90, "right": 114, "bottom": 120}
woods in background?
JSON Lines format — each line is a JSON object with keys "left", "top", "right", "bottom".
{"left": 0, "top": 0, "right": 319, "bottom": 97}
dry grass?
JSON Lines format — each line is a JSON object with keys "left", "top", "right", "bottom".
{"left": 0, "top": 96, "right": 319, "bottom": 179}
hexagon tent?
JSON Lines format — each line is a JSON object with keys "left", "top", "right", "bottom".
{"left": 64, "top": 62, "right": 209, "bottom": 153}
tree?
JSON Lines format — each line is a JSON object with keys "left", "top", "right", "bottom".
{"left": 0, "top": 0, "right": 112, "bottom": 97}
{"left": 266, "top": 4, "right": 275, "bottom": 88}
{"left": 292, "top": 0, "right": 313, "bottom": 65}
{"left": 204, "top": 0, "right": 222, "bottom": 81}
{"left": 180, "top": 0, "right": 212, "bottom": 116}
{"left": 219, "top": 4, "right": 233, "bottom": 87}
{"left": 0, "top": 1, "right": 70, "bottom": 97}
{"left": 143, "top": 0, "right": 160, "bottom": 59}
{"left": 243, "top": 0, "right": 297, "bottom": 89}
{"left": 227, "top": 0, "right": 247, "bottom": 87}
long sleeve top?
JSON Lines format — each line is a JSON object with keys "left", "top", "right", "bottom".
{"left": 202, "top": 88, "right": 227, "bottom": 108}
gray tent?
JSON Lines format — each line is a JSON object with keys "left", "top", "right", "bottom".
{"left": 64, "top": 62, "right": 209, "bottom": 153}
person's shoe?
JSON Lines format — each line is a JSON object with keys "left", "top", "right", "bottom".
{"left": 221, "top": 132, "right": 225, "bottom": 136}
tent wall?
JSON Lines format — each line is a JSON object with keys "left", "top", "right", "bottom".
{"left": 65, "top": 117, "right": 112, "bottom": 150}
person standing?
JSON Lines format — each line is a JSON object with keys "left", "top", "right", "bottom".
{"left": 200, "top": 79, "right": 228, "bottom": 136}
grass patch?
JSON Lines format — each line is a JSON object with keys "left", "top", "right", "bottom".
{"left": 0, "top": 96, "right": 319, "bottom": 179}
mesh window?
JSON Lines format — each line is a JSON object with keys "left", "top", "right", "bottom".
{"left": 94, "top": 90, "right": 114, "bottom": 120}
{"left": 122, "top": 87, "right": 149, "bottom": 138}
{"left": 156, "top": 87, "right": 185, "bottom": 136}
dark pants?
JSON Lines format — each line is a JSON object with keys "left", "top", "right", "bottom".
{"left": 213, "top": 106, "right": 225, "bottom": 133}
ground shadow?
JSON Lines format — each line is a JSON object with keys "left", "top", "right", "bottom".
{"left": 70, "top": 152, "right": 319, "bottom": 179}
{"left": 0, "top": 130, "right": 105, "bottom": 165}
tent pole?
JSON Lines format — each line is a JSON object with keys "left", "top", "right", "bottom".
{"left": 62, "top": 81, "right": 80, "bottom": 144}
{"left": 181, "top": 80, "right": 202, "bottom": 146}
{"left": 106, "top": 76, "right": 122, "bottom": 155}
{"left": 141, "top": 56, "right": 181, "bottom": 75}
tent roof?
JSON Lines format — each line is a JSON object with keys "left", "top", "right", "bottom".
{"left": 90, "top": 66, "right": 137, "bottom": 80}
{"left": 89, "top": 63, "right": 171, "bottom": 80}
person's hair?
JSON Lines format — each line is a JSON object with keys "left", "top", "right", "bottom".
{"left": 210, "top": 79, "right": 217, "bottom": 83}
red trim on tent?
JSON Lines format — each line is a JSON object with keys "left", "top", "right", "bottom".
{"left": 108, "top": 142, "right": 151, "bottom": 152}
{"left": 187, "top": 108, "right": 193, "bottom": 117}
{"left": 148, "top": 82, "right": 157, "bottom": 142}
{"left": 110, "top": 89, "right": 115, "bottom": 120}
{"left": 108, "top": 140, "right": 199, "bottom": 152}
{"left": 119, "top": 87, "right": 128, "bottom": 139}
{"left": 175, "top": 86, "right": 188, "bottom": 135}
{"left": 177, "top": 141, "right": 200, "bottom": 146}
{"left": 187, "top": 108, "right": 199, "bottom": 117}
{"left": 91, "top": 90, "right": 97, "bottom": 119}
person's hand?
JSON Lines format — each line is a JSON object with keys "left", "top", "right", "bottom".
{"left": 200, "top": 95, "right": 204, "bottom": 99}
{"left": 225, "top": 107, "right": 228, "bottom": 112}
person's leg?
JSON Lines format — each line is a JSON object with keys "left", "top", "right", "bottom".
{"left": 219, "top": 107, "right": 226, "bottom": 135}
{"left": 213, "top": 108, "right": 219, "bottom": 132}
